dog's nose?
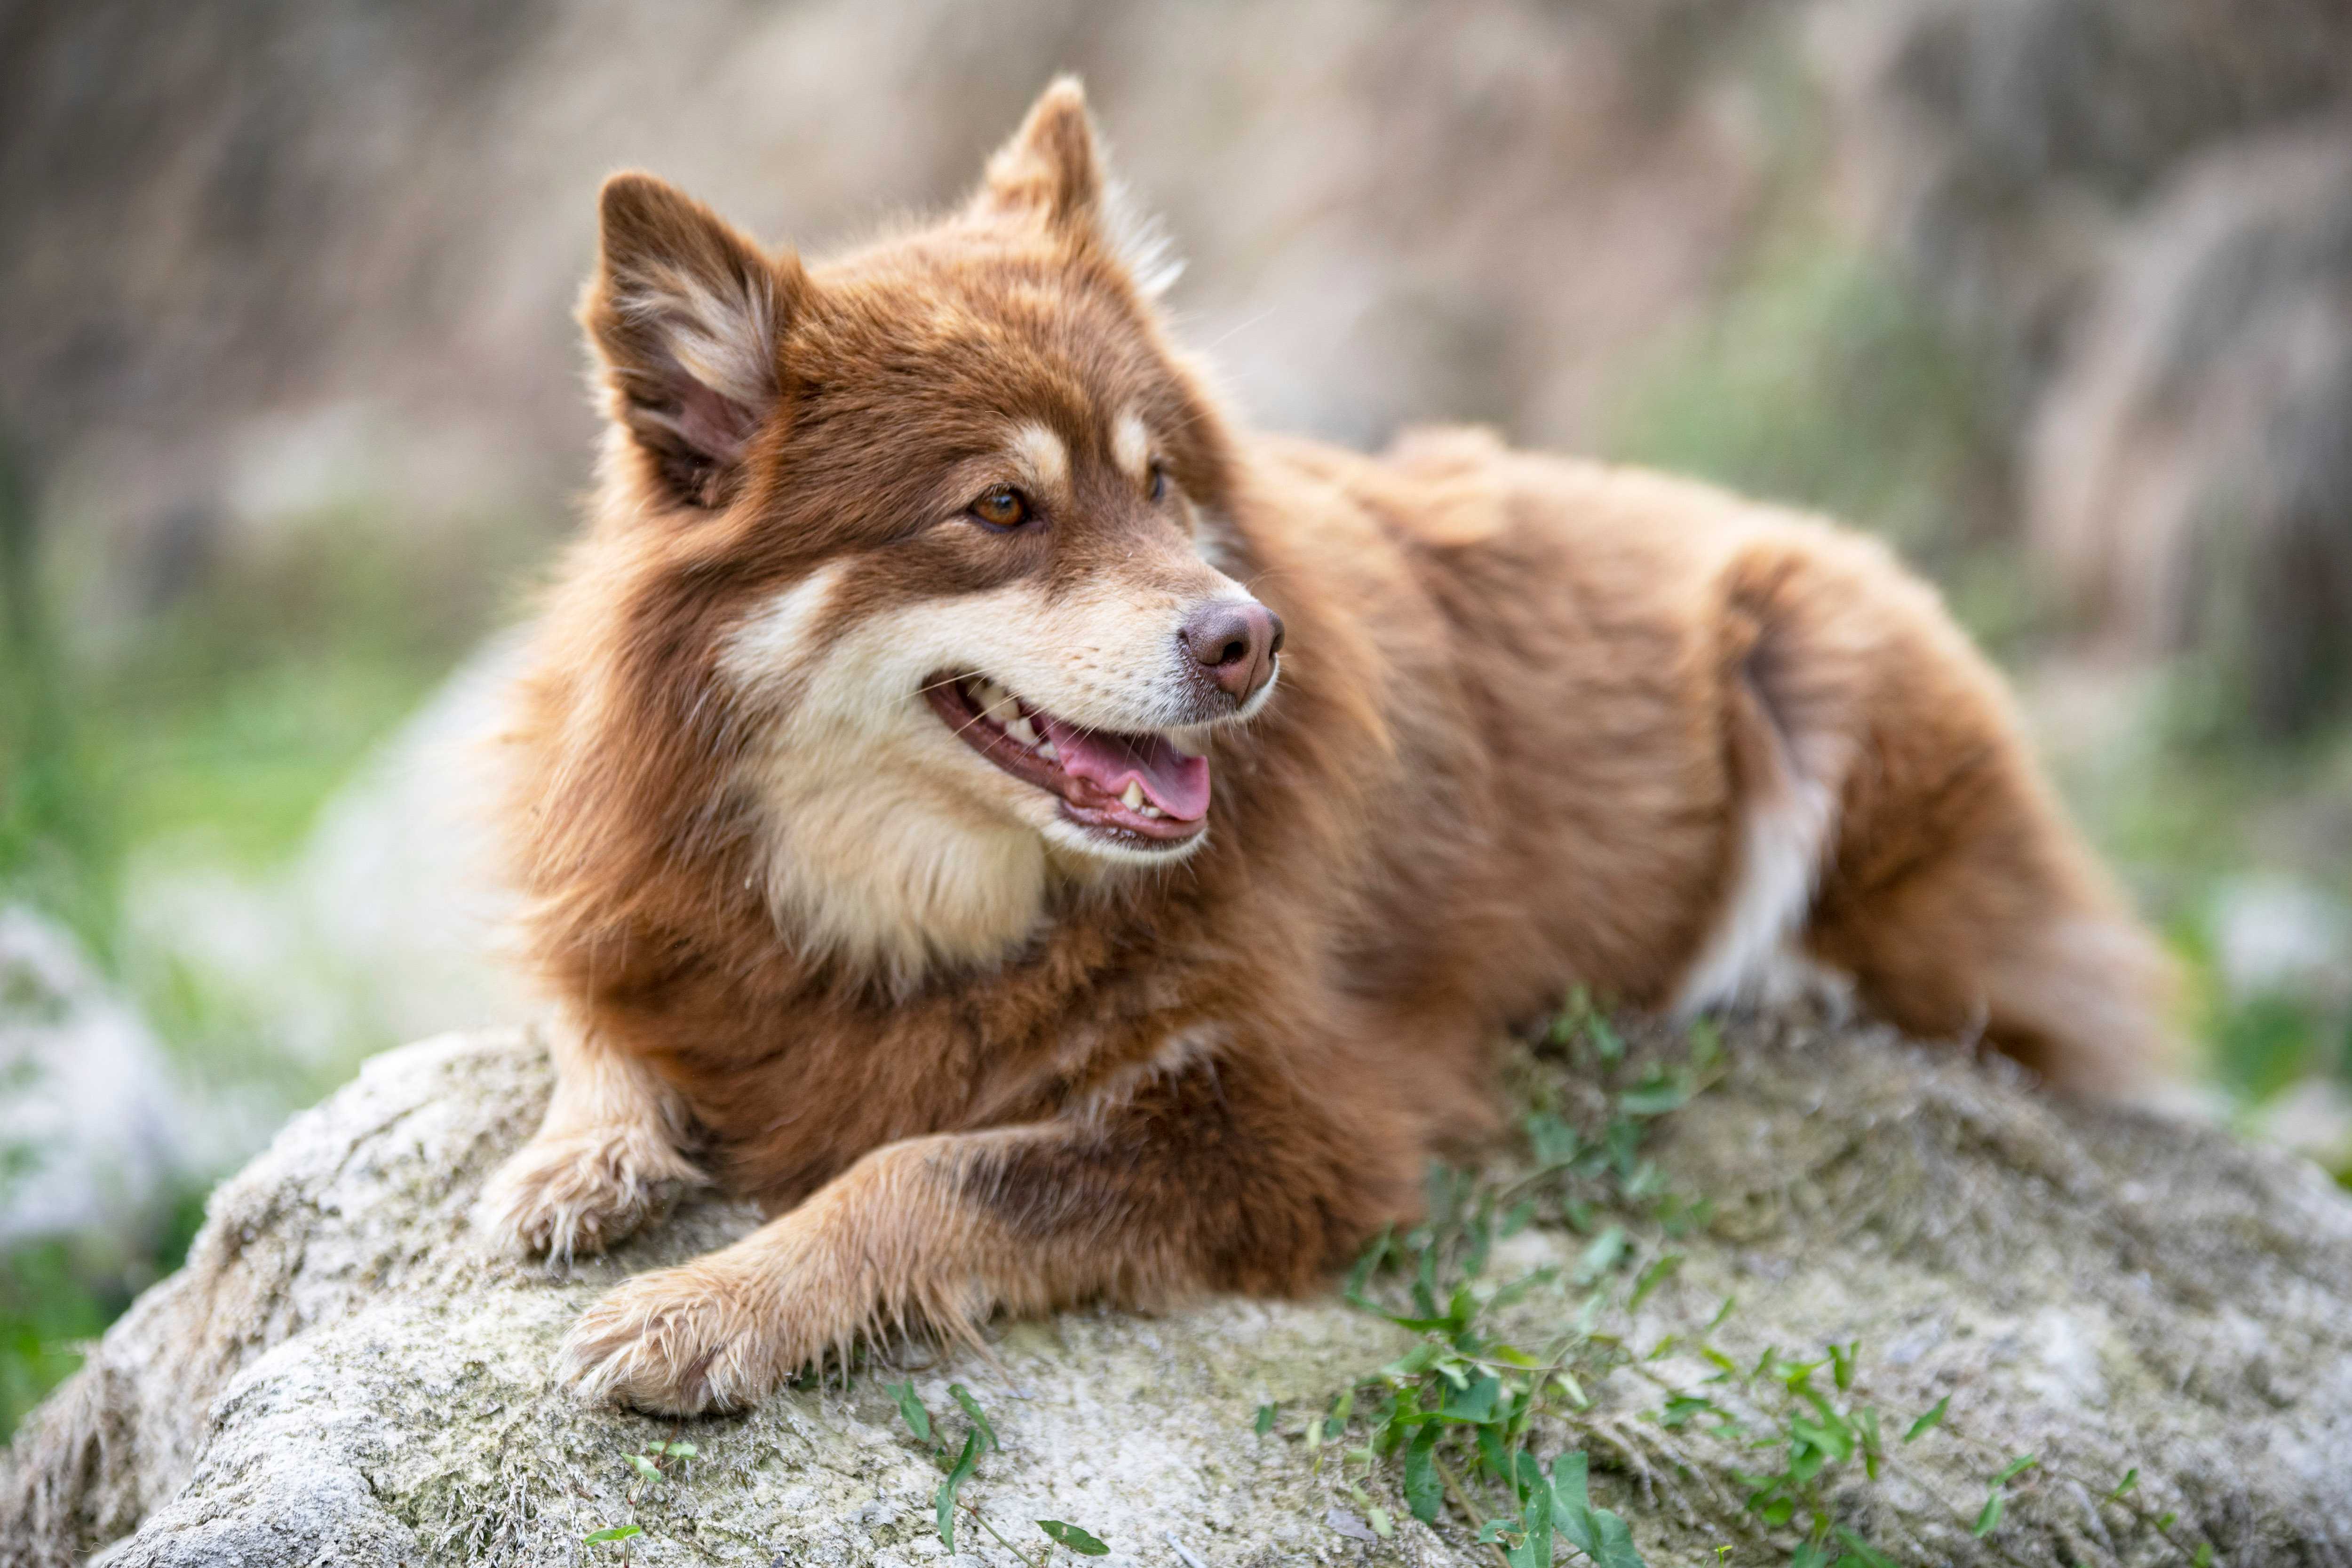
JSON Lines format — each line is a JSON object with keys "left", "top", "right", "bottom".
{"left": 1181, "top": 599, "right": 1284, "bottom": 702}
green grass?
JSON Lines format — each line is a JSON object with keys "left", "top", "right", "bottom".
{"left": 70, "top": 520, "right": 527, "bottom": 870}
{"left": 1295, "top": 1003, "right": 2217, "bottom": 1566}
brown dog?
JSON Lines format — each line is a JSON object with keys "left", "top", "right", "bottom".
{"left": 477, "top": 80, "right": 2173, "bottom": 1415}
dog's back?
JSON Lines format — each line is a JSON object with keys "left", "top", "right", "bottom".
{"left": 1255, "top": 424, "right": 2172, "bottom": 1090}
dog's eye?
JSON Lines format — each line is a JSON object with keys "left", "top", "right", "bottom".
{"left": 969, "top": 486, "right": 1033, "bottom": 531}
{"left": 1148, "top": 463, "right": 1169, "bottom": 502}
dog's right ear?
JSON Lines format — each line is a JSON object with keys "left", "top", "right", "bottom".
{"left": 581, "top": 172, "right": 806, "bottom": 509}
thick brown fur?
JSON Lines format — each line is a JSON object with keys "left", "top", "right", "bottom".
{"left": 477, "top": 80, "right": 2176, "bottom": 1415}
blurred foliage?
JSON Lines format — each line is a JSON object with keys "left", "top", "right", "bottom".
{"left": 1601, "top": 225, "right": 2047, "bottom": 654}
{"left": 1, "top": 448, "right": 118, "bottom": 957}
{"left": 6, "top": 472, "right": 517, "bottom": 930}
{"left": 54, "top": 516, "right": 529, "bottom": 871}
{"left": 0, "top": 1192, "right": 209, "bottom": 1441}
{"left": 1, "top": 472, "right": 531, "bottom": 1437}
{"left": 2213, "top": 994, "right": 2334, "bottom": 1105}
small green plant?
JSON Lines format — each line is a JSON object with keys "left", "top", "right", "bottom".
{"left": 580, "top": 1439, "right": 697, "bottom": 1559}
{"left": 886, "top": 1378, "right": 1113, "bottom": 1562}
{"left": 1323, "top": 1217, "right": 1646, "bottom": 1566}
{"left": 1627, "top": 1329, "right": 1972, "bottom": 1563}
{"left": 1632, "top": 1306, "right": 2226, "bottom": 1566}
{"left": 1295, "top": 997, "right": 1721, "bottom": 1564}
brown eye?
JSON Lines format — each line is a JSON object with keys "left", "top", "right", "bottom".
{"left": 1148, "top": 463, "right": 1169, "bottom": 502}
{"left": 969, "top": 486, "right": 1033, "bottom": 531}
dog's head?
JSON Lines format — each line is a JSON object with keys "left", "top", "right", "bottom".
{"left": 567, "top": 80, "right": 1279, "bottom": 975}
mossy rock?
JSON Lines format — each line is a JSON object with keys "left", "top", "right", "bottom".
{"left": 6, "top": 1018, "right": 2350, "bottom": 1566}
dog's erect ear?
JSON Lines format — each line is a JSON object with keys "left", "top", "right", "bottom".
{"left": 972, "top": 78, "right": 1183, "bottom": 298}
{"left": 582, "top": 172, "right": 804, "bottom": 509}
{"left": 976, "top": 77, "right": 1105, "bottom": 234}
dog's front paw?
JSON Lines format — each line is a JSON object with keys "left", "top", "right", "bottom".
{"left": 561, "top": 1261, "right": 800, "bottom": 1415}
{"left": 477, "top": 1123, "right": 706, "bottom": 1262}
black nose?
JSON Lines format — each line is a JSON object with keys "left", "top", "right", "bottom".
{"left": 1180, "top": 599, "right": 1284, "bottom": 702}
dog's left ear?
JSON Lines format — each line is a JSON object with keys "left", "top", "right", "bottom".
{"left": 977, "top": 77, "right": 1105, "bottom": 234}
{"left": 974, "top": 78, "right": 1182, "bottom": 299}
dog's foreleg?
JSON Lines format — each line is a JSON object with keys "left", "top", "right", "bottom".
{"left": 559, "top": 1039, "right": 1413, "bottom": 1414}
{"left": 477, "top": 1012, "right": 707, "bottom": 1262}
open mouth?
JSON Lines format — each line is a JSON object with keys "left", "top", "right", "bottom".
{"left": 924, "top": 674, "right": 1210, "bottom": 849}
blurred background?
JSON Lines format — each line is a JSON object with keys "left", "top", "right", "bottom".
{"left": 3, "top": 0, "right": 2349, "bottom": 1438}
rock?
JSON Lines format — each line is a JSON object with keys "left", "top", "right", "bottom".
{"left": 8, "top": 1017, "right": 2352, "bottom": 1566}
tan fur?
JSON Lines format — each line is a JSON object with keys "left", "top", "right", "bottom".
{"left": 485, "top": 79, "right": 2177, "bottom": 1414}
{"left": 476, "top": 1012, "right": 708, "bottom": 1263}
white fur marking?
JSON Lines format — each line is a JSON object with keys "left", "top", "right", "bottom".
{"left": 1111, "top": 410, "right": 1151, "bottom": 483}
{"left": 1674, "top": 775, "right": 1837, "bottom": 1016}
{"left": 718, "top": 561, "right": 850, "bottom": 693}
{"left": 1010, "top": 422, "right": 1071, "bottom": 495}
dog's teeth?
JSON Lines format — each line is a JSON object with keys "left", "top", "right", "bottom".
{"left": 1005, "top": 715, "right": 1039, "bottom": 747}
{"left": 971, "top": 677, "right": 1016, "bottom": 721}
{"left": 1140, "top": 804, "right": 1162, "bottom": 819}
{"left": 1120, "top": 781, "right": 1145, "bottom": 811}
{"left": 974, "top": 680, "right": 1017, "bottom": 725}
{"left": 1169, "top": 732, "right": 1204, "bottom": 758}
{"left": 1036, "top": 740, "right": 1058, "bottom": 762}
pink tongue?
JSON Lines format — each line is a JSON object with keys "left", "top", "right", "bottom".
{"left": 1036, "top": 714, "right": 1211, "bottom": 820}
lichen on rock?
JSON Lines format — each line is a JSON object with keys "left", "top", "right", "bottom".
{"left": 6, "top": 1017, "right": 2352, "bottom": 1566}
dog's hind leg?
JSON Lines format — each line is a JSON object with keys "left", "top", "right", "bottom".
{"left": 476, "top": 1010, "right": 709, "bottom": 1261}
{"left": 1804, "top": 796, "right": 2179, "bottom": 1095}
{"left": 1696, "top": 531, "right": 2177, "bottom": 1094}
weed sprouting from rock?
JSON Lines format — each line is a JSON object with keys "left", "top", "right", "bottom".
{"left": 580, "top": 1439, "right": 695, "bottom": 1559}
{"left": 884, "top": 1379, "right": 1113, "bottom": 1562}
{"left": 1297, "top": 995, "right": 2224, "bottom": 1566}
